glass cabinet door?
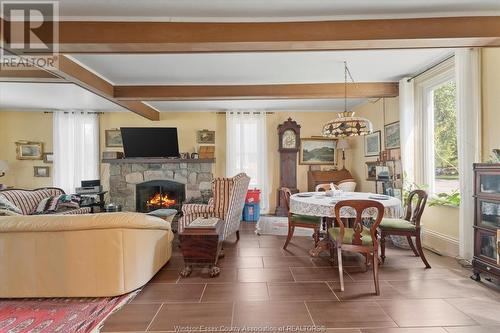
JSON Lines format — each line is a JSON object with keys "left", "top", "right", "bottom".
{"left": 478, "top": 200, "right": 500, "bottom": 229}
{"left": 475, "top": 230, "right": 498, "bottom": 263}
{"left": 479, "top": 173, "right": 500, "bottom": 195}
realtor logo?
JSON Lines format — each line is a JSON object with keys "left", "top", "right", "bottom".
{"left": 1, "top": 1, "right": 59, "bottom": 69}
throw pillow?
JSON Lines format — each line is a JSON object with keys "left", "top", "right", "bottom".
{"left": 0, "top": 196, "right": 22, "bottom": 215}
{"left": 34, "top": 195, "right": 62, "bottom": 214}
{"left": 57, "top": 194, "right": 81, "bottom": 211}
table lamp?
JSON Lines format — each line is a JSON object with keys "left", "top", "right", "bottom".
{"left": 336, "top": 139, "right": 350, "bottom": 169}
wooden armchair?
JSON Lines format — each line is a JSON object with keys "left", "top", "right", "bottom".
{"left": 281, "top": 187, "right": 321, "bottom": 250}
{"left": 179, "top": 173, "right": 250, "bottom": 241}
{"left": 329, "top": 200, "right": 385, "bottom": 295}
{"left": 379, "top": 189, "right": 430, "bottom": 268}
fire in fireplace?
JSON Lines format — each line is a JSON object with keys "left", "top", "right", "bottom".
{"left": 136, "top": 180, "right": 185, "bottom": 213}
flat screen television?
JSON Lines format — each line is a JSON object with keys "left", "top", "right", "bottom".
{"left": 120, "top": 127, "right": 179, "bottom": 158}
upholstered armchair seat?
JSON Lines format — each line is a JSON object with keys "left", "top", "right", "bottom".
{"left": 328, "top": 227, "right": 373, "bottom": 246}
{"left": 290, "top": 214, "right": 322, "bottom": 224}
{"left": 179, "top": 173, "right": 250, "bottom": 241}
{"left": 379, "top": 218, "right": 417, "bottom": 231}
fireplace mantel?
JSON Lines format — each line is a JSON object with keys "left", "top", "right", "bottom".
{"left": 103, "top": 158, "right": 215, "bottom": 164}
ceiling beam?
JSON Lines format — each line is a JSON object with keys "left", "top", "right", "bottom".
{"left": 3, "top": 16, "right": 499, "bottom": 53}
{"left": 114, "top": 82, "right": 398, "bottom": 101}
{"left": 48, "top": 56, "right": 160, "bottom": 120}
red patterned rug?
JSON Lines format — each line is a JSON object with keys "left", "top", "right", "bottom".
{"left": 0, "top": 291, "right": 138, "bottom": 333}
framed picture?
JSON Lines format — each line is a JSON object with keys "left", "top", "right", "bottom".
{"left": 384, "top": 121, "right": 400, "bottom": 149}
{"left": 16, "top": 141, "right": 43, "bottom": 160}
{"left": 105, "top": 129, "right": 123, "bottom": 148}
{"left": 197, "top": 130, "right": 215, "bottom": 144}
{"left": 299, "top": 138, "right": 336, "bottom": 165}
{"left": 376, "top": 165, "right": 390, "bottom": 180}
{"left": 34, "top": 166, "right": 50, "bottom": 177}
{"left": 43, "top": 152, "right": 53, "bottom": 164}
{"left": 366, "top": 161, "right": 378, "bottom": 180}
{"left": 364, "top": 131, "right": 381, "bottom": 157}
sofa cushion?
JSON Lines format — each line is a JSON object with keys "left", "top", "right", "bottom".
{"left": 0, "top": 196, "right": 22, "bottom": 215}
{"left": 0, "top": 208, "right": 22, "bottom": 216}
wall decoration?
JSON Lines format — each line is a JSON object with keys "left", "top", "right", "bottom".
{"left": 364, "top": 131, "right": 381, "bottom": 157}
{"left": 366, "top": 161, "right": 378, "bottom": 180}
{"left": 300, "top": 138, "right": 336, "bottom": 165}
{"left": 384, "top": 121, "right": 400, "bottom": 149}
{"left": 43, "top": 152, "right": 53, "bottom": 163}
{"left": 16, "top": 141, "right": 43, "bottom": 160}
{"left": 105, "top": 129, "right": 123, "bottom": 147}
{"left": 376, "top": 165, "right": 390, "bottom": 180}
{"left": 197, "top": 129, "right": 215, "bottom": 144}
{"left": 34, "top": 166, "right": 50, "bottom": 177}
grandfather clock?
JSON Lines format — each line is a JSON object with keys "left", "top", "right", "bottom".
{"left": 275, "top": 118, "right": 301, "bottom": 216}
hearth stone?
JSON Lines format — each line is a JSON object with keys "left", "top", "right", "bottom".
{"left": 106, "top": 160, "right": 214, "bottom": 212}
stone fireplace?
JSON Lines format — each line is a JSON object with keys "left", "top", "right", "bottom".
{"left": 105, "top": 158, "right": 214, "bottom": 212}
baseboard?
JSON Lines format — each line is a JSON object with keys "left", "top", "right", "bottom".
{"left": 422, "top": 229, "right": 459, "bottom": 257}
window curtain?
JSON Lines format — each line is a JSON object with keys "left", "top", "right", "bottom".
{"left": 53, "top": 111, "right": 100, "bottom": 194}
{"left": 398, "top": 77, "right": 416, "bottom": 187}
{"left": 226, "top": 111, "right": 269, "bottom": 213}
{"left": 455, "top": 48, "right": 482, "bottom": 260}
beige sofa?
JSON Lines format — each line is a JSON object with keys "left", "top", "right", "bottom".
{"left": 0, "top": 212, "right": 174, "bottom": 298}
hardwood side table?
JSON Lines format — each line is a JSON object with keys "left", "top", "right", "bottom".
{"left": 179, "top": 218, "right": 223, "bottom": 278}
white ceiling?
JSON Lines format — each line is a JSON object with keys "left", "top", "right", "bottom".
{"left": 0, "top": 82, "right": 125, "bottom": 111}
{"left": 19, "top": 0, "right": 500, "bottom": 21}
{"left": 72, "top": 49, "right": 453, "bottom": 85}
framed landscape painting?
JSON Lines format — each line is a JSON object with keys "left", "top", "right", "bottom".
{"left": 384, "top": 121, "right": 400, "bottom": 149}
{"left": 364, "top": 131, "right": 381, "bottom": 157}
{"left": 300, "top": 138, "right": 336, "bottom": 165}
{"left": 16, "top": 141, "right": 43, "bottom": 160}
{"left": 105, "top": 129, "right": 123, "bottom": 147}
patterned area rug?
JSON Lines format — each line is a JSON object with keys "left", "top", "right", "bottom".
{"left": 0, "top": 290, "right": 139, "bottom": 333}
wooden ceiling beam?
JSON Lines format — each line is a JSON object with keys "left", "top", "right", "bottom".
{"left": 3, "top": 16, "right": 499, "bottom": 53}
{"left": 113, "top": 82, "right": 398, "bottom": 101}
{"left": 48, "top": 56, "right": 160, "bottom": 120}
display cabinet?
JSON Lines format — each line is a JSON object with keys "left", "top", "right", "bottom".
{"left": 471, "top": 163, "right": 500, "bottom": 282}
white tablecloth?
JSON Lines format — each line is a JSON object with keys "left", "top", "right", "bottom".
{"left": 290, "top": 192, "right": 403, "bottom": 219}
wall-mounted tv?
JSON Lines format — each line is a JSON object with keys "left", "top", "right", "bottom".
{"left": 120, "top": 127, "right": 179, "bottom": 158}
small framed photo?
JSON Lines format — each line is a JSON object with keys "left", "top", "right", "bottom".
{"left": 197, "top": 130, "right": 215, "bottom": 144}
{"left": 105, "top": 129, "right": 123, "bottom": 148}
{"left": 43, "top": 152, "right": 54, "bottom": 164}
{"left": 16, "top": 141, "right": 43, "bottom": 160}
{"left": 376, "top": 165, "right": 390, "bottom": 180}
{"left": 384, "top": 121, "right": 400, "bottom": 149}
{"left": 300, "top": 138, "right": 336, "bottom": 165}
{"left": 34, "top": 166, "right": 50, "bottom": 177}
{"left": 364, "top": 131, "right": 381, "bottom": 157}
{"left": 366, "top": 161, "right": 378, "bottom": 180}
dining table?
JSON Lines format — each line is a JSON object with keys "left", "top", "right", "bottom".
{"left": 289, "top": 191, "right": 403, "bottom": 256}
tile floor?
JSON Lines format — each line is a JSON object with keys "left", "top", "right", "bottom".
{"left": 102, "top": 222, "right": 500, "bottom": 333}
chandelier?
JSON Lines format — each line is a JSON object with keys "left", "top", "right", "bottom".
{"left": 322, "top": 62, "right": 373, "bottom": 138}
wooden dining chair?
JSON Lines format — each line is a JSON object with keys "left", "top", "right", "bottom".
{"left": 281, "top": 187, "right": 322, "bottom": 250}
{"left": 315, "top": 183, "right": 339, "bottom": 192}
{"left": 379, "top": 189, "right": 430, "bottom": 268}
{"left": 329, "top": 200, "right": 385, "bottom": 295}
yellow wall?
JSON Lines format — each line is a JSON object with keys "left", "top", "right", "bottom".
{"left": 0, "top": 112, "right": 53, "bottom": 189}
{"left": 481, "top": 47, "right": 500, "bottom": 161}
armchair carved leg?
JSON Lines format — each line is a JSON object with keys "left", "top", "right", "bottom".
{"left": 180, "top": 265, "right": 193, "bottom": 278}
{"left": 380, "top": 232, "right": 386, "bottom": 263}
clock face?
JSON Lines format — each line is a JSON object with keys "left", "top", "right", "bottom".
{"left": 282, "top": 129, "right": 297, "bottom": 149}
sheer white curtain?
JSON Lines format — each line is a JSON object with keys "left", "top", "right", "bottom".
{"left": 398, "top": 77, "right": 416, "bottom": 187}
{"left": 53, "top": 111, "right": 100, "bottom": 194}
{"left": 455, "top": 48, "right": 482, "bottom": 260}
{"left": 226, "top": 111, "right": 269, "bottom": 213}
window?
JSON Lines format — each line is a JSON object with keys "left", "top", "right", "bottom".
{"left": 432, "top": 81, "right": 459, "bottom": 194}
{"left": 226, "top": 112, "right": 269, "bottom": 212}
{"left": 417, "top": 59, "right": 459, "bottom": 196}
